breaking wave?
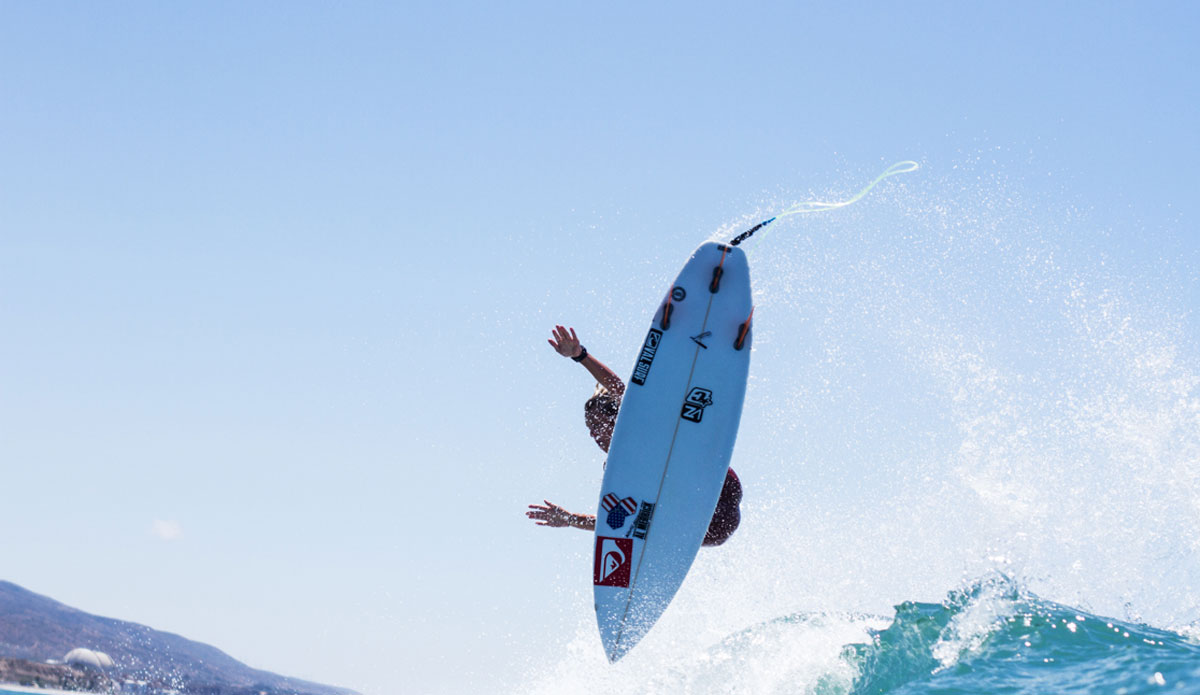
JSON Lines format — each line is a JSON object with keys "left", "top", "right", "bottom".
{"left": 522, "top": 576, "right": 1200, "bottom": 694}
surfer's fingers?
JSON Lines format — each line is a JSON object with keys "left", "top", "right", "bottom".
{"left": 569, "top": 327, "right": 578, "bottom": 341}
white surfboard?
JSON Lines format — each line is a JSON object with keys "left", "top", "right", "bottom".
{"left": 593, "top": 241, "right": 753, "bottom": 662}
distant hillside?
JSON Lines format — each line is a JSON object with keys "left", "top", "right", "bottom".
{"left": 0, "top": 581, "right": 357, "bottom": 695}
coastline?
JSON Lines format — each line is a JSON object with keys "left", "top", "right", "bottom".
{"left": 0, "top": 685, "right": 93, "bottom": 695}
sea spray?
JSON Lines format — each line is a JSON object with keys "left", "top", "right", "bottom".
{"left": 517, "top": 159, "right": 1198, "bottom": 693}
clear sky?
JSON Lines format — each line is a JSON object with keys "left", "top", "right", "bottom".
{"left": 1, "top": 3, "right": 1197, "bottom": 695}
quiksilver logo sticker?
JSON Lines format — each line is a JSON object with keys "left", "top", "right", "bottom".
{"left": 631, "top": 328, "right": 662, "bottom": 386}
{"left": 594, "top": 536, "right": 633, "bottom": 587}
{"left": 681, "top": 387, "right": 714, "bottom": 423}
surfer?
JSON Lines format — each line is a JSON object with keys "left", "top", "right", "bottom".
{"left": 526, "top": 325, "right": 742, "bottom": 546}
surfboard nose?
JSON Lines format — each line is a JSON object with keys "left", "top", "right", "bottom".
{"left": 597, "top": 595, "right": 655, "bottom": 663}
{"left": 605, "top": 643, "right": 629, "bottom": 664}
{"left": 599, "top": 622, "right": 638, "bottom": 663}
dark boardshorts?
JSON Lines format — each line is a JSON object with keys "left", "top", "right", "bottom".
{"left": 702, "top": 468, "right": 742, "bottom": 547}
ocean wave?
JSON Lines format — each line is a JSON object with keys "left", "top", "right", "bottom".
{"left": 520, "top": 575, "right": 1200, "bottom": 695}
{"left": 846, "top": 575, "right": 1200, "bottom": 695}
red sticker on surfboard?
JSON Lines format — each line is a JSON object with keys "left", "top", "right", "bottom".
{"left": 593, "top": 537, "right": 633, "bottom": 587}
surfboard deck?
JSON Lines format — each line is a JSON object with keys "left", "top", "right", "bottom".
{"left": 593, "top": 241, "right": 752, "bottom": 662}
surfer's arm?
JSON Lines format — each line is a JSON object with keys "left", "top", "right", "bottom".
{"left": 526, "top": 501, "right": 596, "bottom": 531}
{"left": 579, "top": 353, "right": 625, "bottom": 399}
{"left": 547, "top": 325, "right": 626, "bottom": 398}
{"left": 567, "top": 513, "right": 595, "bottom": 531}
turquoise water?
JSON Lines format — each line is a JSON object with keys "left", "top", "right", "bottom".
{"left": 847, "top": 579, "right": 1200, "bottom": 695}
{"left": 520, "top": 576, "right": 1200, "bottom": 694}
{"left": 654, "top": 577, "right": 1200, "bottom": 694}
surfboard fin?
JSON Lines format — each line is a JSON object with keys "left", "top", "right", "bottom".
{"left": 710, "top": 246, "right": 729, "bottom": 293}
{"left": 734, "top": 307, "right": 754, "bottom": 350}
{"left": 660, "top": 298, "right": 674, "bottom": 330}
{"left": 710, "top": 266, "right": 723, "bottom": 293}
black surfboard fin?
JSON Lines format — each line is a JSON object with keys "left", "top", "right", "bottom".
{"left": 660, "top": 297, "right": 674, "bottom": 330}
{"left": 734, "top": 307, "right": 754, "bottom": 350}
{"left": 710, "top": 245, "right": 729, "bottom": 293}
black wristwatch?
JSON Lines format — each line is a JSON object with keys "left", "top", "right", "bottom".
{"left": 572, "top": 346, "right": 588, "bottom": 362}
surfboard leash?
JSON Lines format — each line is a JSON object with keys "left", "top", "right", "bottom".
{"left": 728, "top": 160, "right": 919, "bottom": 247}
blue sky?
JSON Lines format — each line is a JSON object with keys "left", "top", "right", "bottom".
{"left": 1, "top": 3, "right": 1197, "bottom": 694}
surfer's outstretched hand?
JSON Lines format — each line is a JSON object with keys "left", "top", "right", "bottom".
{"left": 527, "top": 500, "right": 595, "bottom": 531}
{"left": 527, "top": 500, "right": 572, "bottom": 527}
{"left": 548, "top": 325, "right": 583, "bottom": 359}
